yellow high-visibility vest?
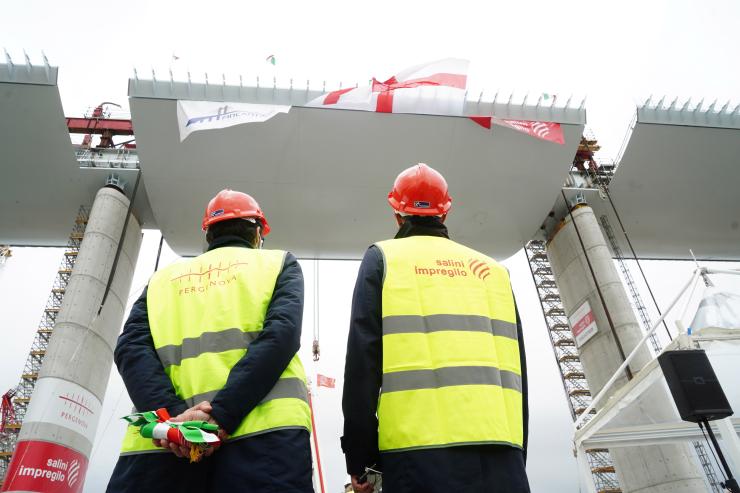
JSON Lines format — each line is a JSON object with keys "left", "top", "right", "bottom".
{"left": 120, "top": 246, "right": 310, "bottom": 455}
{"left": 375, "top": 236, "right": 522, "bottom": 452}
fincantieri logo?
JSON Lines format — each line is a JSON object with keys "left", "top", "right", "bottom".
{"left": 186, "top": 105, "right": 273, "bottom": 127}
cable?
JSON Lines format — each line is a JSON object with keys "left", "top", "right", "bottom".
{"left": 98, "top": 171, "right": 141, "bottom": 314}
{"left": 312, "top": 259, "right": 320, "bottom": 361}
{"left": 154, "top": 233, "right": 165, "bottom": 272}
{"left": 603, "top": 189, "right": 673, "bottom": 342}
{"left": 560, "top": 190, "right": 633, "bottom": 380}
{"left": 89, "top": 387, "right": 126, "bottom": 462}
{"left": 580, "top": 138, "right": 673, "bottom": 342}
{"left": 699, "top": 418, "right": 740, "bottom": 492}
{"left": 700, "top": 420, "right": 728, "bottom": 482}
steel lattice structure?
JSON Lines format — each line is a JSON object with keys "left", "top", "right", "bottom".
{"left": 525, "top": 240, "right": 621, "bottom": 493}
{"left": 0, "top": 206, "right": 88, "bottom": 485}
{"left": 599, "top": 214, "right": 723, "bottom": 493}
{"left": 566, "top": 134, "right": 722, "bottom": 492}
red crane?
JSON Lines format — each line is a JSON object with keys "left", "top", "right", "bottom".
{"left": 0, "top": 390, "right": 16, "bottom": 433}
{"left": 66, "top": 102, "right": 135, "bottom": 149}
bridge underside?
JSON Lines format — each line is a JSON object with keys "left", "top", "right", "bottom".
{"left": 129, "top": 91, "right": 584, "bottom": 259}
{"left": 4, "top": 61, "right": 738, "bottom": 262}
{"left": 561, "top": 105, "right": 740, "bottom": 261}
{"left": 0, "top": 65, "right": 152, "bottom": 246}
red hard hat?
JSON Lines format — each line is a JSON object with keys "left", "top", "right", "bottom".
{"left": 388, "top": 163, "right": 452, "bottom": 216}
{"left": 202, "top": 189, "right": 271, "bottom": 235}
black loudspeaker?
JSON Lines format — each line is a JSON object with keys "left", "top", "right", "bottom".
{"left": 658, "top": 349, "right": 733, "bottom": 423}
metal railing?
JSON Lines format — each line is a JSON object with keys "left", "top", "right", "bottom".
{"left": 75, "top": 147, "right": 139, "bottom": 169}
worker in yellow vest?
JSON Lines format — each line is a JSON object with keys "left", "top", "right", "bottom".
{"left": 342, "top": 164, "right": 530, "bottom": 493}
{"left": 106, "top": 190, "right": 313, "bottom": 492}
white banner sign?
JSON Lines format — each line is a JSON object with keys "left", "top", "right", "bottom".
{"left": 569, "top": 300, "right": 598, "bottom": 347}
{"left": 177, "top": 100, "right": 291, "bottom": 142}
{"left": 23, "top": 377, "right": 102, "bottom": 444}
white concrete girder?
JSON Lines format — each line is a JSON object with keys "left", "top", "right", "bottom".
{"left": 129, "top": 78, "right": 585, "bottom": 259}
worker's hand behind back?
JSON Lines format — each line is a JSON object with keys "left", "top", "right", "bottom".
{"left": 155, "top": 401, "right": 223, "bottom": 459}
{"left": 170, "top": 400, "right": 213, "bottom": 423}
{"left": 350, "top": 475, "right": 375, "bottom": 493}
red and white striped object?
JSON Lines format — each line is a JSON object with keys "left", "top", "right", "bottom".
{"left": 149, "top": 422, "right": 186, "bottom": 444}
{"left": 470, "top": 116, "right": 565, "bottom": 145}
{"left": 316, "top": 374, "right": 336, "bottom": 388}
{"left": 306, "top": 58, "right": 469, "bottom": 116}
{"left": 493, "top": 118, "right": 565, "bottom": 144}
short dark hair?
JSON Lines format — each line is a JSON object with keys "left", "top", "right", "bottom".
{"left": 206, "top": 218, "right": 260, "bottom": 246}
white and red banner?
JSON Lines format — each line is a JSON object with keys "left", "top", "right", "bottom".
{"left": 306, "top": 58, "right": 469, "bottom": 116}
{"left": 470, "top": 116, "right": 565, "bottom": 145}
{"left": 569, "top": 300, "right": 598, "bottom": 347}
{"left": 316, "top": 374, "right": 336, "bottom": 389}
{"left": 177, "top": 101, "right": 291, "bottom": 142}
{"left": 2, "top": 441, "right": 87, "bottom": 493}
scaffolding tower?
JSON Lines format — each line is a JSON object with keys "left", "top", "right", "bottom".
{"left": 0, "top": 206, "right": 88, "bottom": 486}
{"left": 525, "top": 240, "right": 622, "bottom": 493}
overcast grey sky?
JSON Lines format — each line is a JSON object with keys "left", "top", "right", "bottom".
{"left": 2, "top": 1, "right": 740, "bottom": 491}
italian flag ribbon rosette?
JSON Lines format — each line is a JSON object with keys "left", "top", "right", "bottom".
{"left": 123, "top": 408, "right": 221, "bottom": 462}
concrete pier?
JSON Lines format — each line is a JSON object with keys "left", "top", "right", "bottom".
{"left": 2, "top": 186, "right": 141, "bottom": 493}
{"left": 547, "top": 204, "right": 705, "bottom": 493}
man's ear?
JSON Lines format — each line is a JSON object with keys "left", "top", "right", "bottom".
{"left": 255, "top": 226, "right": 263, "bottom": 248}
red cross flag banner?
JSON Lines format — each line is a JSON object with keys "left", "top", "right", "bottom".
{"left": 470, "top": 116, "right": 565, "bottom": 145}
{"left": 316, "top": 374, "right": 336, "bottom": 388}
{"left": 306, "top": 58, "right": 469, "bottom": 116}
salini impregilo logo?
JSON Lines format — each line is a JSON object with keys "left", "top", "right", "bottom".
{"left": 67, "top": 459, "right": 80, "bottom": 488}
{"left": 413, "top": 257, "right": 492, "bottom": 280}
{"left": 467, "top": 258, "right": 491, "bottom": 280}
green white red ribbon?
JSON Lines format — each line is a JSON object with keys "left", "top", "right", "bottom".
{"left": 123, "top": 408, "right": 220, "bottom": 462}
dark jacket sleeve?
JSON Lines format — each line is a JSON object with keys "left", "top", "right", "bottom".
{"left": 514, "top": 297, "right": 529, "bottom": 461}
{"left": 341, "top": 246, "right": 384, "bottom": 476}
{"left": 209, "top": 252, "right": 304, "bottom": 435}
{"left": 114, "top": 287, "right": 188, "bottom": 416}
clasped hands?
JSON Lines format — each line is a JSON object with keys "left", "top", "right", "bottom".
{"left": 152, "top": 401, "right": 228, "bottom": 459}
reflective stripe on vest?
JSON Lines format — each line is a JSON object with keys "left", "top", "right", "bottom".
{"left": 119, "top": 247, "right": 311, "bottom": 455}
{"left": 376, "top": 236, "right": 523, "bottom": 452}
